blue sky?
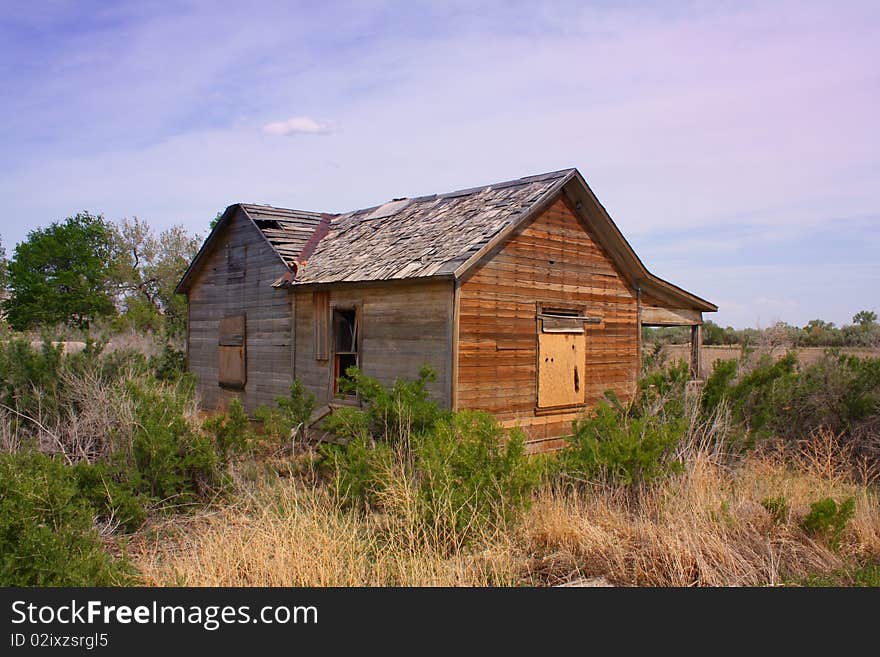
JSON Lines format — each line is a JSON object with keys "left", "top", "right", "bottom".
{"left": 1, "top": 1, "right": 878, "bottom": 328}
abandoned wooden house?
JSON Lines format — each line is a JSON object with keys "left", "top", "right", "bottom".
{"left": 176, "top": 168, "right": 716, "bottom": 449}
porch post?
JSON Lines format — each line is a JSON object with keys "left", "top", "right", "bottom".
{"left": 690, "top": 324, "right": 702, "bottom": 380}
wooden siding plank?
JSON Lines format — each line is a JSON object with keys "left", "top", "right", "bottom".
{"left": 457, "top": 196, "right": 639, "bottom": 435}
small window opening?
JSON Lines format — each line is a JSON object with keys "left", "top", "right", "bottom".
{"left": 540, "top": 307, "right": 584, "bottom": 334}
{"left": 333, "top": 308, "right": 358, "bottom": 395}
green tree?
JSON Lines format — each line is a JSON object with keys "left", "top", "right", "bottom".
{"left": 853, "top": 310, "right": 877, "bottom": 326}
{"left": 3, "top": 213, "right": 116, "bottom": 329}
{"left": 209, "top": 210, "right": 224, "bottom": 231}
{"left": 110, "top": 218, "right": 201, "bottom": 333}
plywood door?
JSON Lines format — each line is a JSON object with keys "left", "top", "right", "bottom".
{"left": 538, "top": 332, "right": 585, "bottom": 408}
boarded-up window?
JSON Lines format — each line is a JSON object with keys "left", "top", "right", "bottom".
{"left": 314, "top": 291, "right": 329, "bottom": 360}
{"left": 332, "top": 307, "right": 358, "bottom": 395}
{"left": 537, "top": 308, "right": 585, "bottom": 408}
{"left": 219, "top": 314, "right": 246, "bottom": 389}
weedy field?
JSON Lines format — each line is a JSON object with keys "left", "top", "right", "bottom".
{"left": 1, "top": 332, "right": 879, "bottom": 587}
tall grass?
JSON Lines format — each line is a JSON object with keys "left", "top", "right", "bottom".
{"left": 133, "top": 427, "right": 880, "bottom": 587}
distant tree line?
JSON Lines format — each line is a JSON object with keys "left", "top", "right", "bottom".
{"left": 0, "top": 212, "right": 203, "bottom": 335}
{"left": 644, "top": 312, "right": 880, "bottom": 349}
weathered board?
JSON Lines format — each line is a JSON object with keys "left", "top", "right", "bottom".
{"left": 456, "top": 195, "right": 640, "bottom": 440}
{"left": 186, "top": 208, "right": 293, "bottom": 411}
{"left": 292, "top": 279, "right": 455, "bottom": 409}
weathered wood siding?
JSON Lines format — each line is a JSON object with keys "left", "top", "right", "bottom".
{"left": 292, "top": 280, "right": 454, "bottom": 409}
{"left": 186, "top": 209, "right": 293, "bottom": 411}
{"left": 456, "top": 194, "right": 639, "bottom": 447}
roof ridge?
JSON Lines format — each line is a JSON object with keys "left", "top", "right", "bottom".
{"left": 238, "top": 168, "right": 578, "bottom": 218}
{"left": 239, "top": 202, "right": 329, "bottom": 217}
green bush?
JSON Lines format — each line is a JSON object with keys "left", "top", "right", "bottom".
{"left": 336, "top": 366, "right": 447, "bottom": 443}
{"left": 126, "top": 378, "right": 220, "bottom": 506}
{"left": 321, "top": 371, "right": 540, "bottom": 544}
{"left": 634, "top": 359, "right": 691, "bottom": 422}
{"left": 254, "top": 380, "right": 316, "bottom": 445}
{"left": 0, "top": 338, "right": 65, "bottom": 425}
{"left": 149, "top": 342, "right": 187, "bottom": 381}
{"left": 801, "top": 497, "right": 855, "bottom": 550}
{"left": 700, "top": 352, "right": 880, "bottom": 451}
{"left": 322, "top": 405, "right": 371, "bottom": 442}
{"left": 320, "top": 436, "right": 395, "bottom": 510}
{"left": 560, "top": 401, "right": 686, "bottom": 486}
{"left": 702, "top": 359, "right": 737, "bottom": 415}
{"left": 202, "top": 398, "right": 253, "bottom": 462}
{"left": 71, "top": 460, "right": 147, "bottom": 532}
{"left": 0, "top": 451, "right": 135, "bottom": 586}
{"left": 417, "top": 411, "right": 541, "bottom": 542}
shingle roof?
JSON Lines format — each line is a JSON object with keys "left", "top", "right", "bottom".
{"left": 176, "top": 168, "right": 716, "bottom": 311}
{"left": 245, "top": 169, "right": 575, "bottom": 285}
{"left": 297, "top": 169, "right": 573, "bottom": 283}
{"left": 238, "top": 204, "right": 326, "bottom": 264}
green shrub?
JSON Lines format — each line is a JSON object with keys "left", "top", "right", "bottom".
{"left": 0, "top": 338, "right": 65, "bottom": 425}
{"left": 0, "top": 451, "right": 135, "bottom": 586}
{"left": 254, "top": 380, "right": 315, "bottom": 445}
{"left": 416, "top": 411, "right": 541, "bottom": 542}
{"left": 202, "top": 398, "right": 253, "bottom": 462}
{"left": 336, "top": 366, "right": 447, "bottom": 443}
{"left": 636, "top": 359, "right": 690, "bottom": 420}
{"left": 699, "top": 352, "right": 880, "bottom": 454}
{"left": 560, "top": 401, "right": 686, "bottom": 486}
{"left": 702, "top": 359, "right": 738, "bottom": 415}
{"left": 801, "top": 496, "right": 855, "bottom": 550}
{"left": 322, "top": 405, "right": 371, "bottom": 442}
{"left": 150, "top": 342, "right": 186, "bottom": 381}
{"left": 761, "top": 495, "right": 789, "bottom": 525}
{"left": 319, "top": 436, "right": 395, "bottom": 510}
{"left": 71, "top": 460, "right": 147, "bottom": 532}
{"left": 126, "top": 378, "right": 220, "bottom": 506}
{"left": 321, "top": 371, "right": 540, "bottom": 544}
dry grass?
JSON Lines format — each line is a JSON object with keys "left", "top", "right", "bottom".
{"left": 525, "top": 439, "right": 877, "bottom": 586}
{"left": 132, "top": 430, "right": 880, "bottom": 587}
{"left": 133, "top": 466, "right": 520, "bottom": 586}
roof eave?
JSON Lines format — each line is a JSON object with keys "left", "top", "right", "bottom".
{"left": 174, "top": 203, "right": 294, "bottom": 295}
{"left": 174, "top": 204, "right": 238, "bottom": 295}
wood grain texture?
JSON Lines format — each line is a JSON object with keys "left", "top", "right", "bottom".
{"left": 292, "top": 279, "right": 454, "bottom": 409}
{"left": 537, "top": 332, "right": 585, "bottom": 408}
{"left": 456, "top": 194, "right": 639, "bottom": 436}
{"left": 186, "top": 208, "right": 293, "bottom": 412}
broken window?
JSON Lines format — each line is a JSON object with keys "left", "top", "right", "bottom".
{"left": 537, "top": 306, "right": 585, "bottom": 408}
{"left": 313, "top": 291, "right": 330, "bottom": 360}
{"left": 218, "top": 314, "right": 246, "bottom": 389}
{"left": 332, "top": 307, "right": 358, "bottom": 395}
{"left": 539, "top": 307, "right": 585, "bottom": 334}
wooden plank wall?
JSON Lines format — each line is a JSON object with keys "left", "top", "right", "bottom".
{"left": 186, "top": 209, "right": 294, "bottom": 412}
{"left": 292, "top": 279, "right": 454, "bottom": 409}
{"left": 457, "top": 195, "right": 639, "bottom": 446}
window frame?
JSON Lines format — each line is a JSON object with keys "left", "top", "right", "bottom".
{"left": 330, "top": 303, "right": 361, "bottom": 399}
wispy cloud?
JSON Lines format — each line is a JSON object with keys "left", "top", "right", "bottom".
{"left": 262, "top": 116, "right": 338, "bottom": 136}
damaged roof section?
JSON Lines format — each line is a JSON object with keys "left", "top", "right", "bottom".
{"left": 177, "top": 168, "right": 716, "bottom": 312}
{"left": 239, "top": 204, "right": 326, "bottom": 264}
{"left": 296, "top": 170, "right": 573, "bottom": 284}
